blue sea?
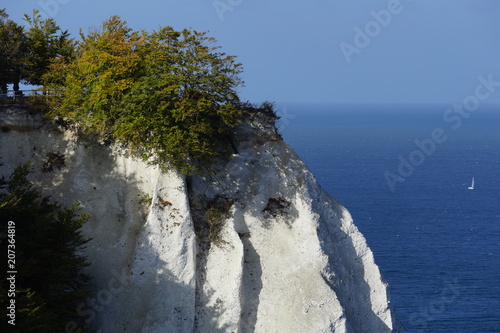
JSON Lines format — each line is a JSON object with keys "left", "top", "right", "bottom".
{"left": 278, "top": 103, "right": 500, "bottom": 333}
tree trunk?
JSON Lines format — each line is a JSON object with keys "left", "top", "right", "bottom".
{"left": 13, "top": 77, "right": 19, "bottom": 92}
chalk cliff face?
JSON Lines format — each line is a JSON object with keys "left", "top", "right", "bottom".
{"left": 0, "top": 105, "right": 400, "bottom": 332}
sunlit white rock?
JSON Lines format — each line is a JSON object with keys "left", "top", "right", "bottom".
{"left": 0, "top": 106, "right": 401, "bottom": 332}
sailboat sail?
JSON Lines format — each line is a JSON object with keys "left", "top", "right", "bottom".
{"left": 468, "top": 177, "right": 474, "bottom": 190}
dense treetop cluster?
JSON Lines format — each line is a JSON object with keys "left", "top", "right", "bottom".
{"left": 0, "top": 9, "right": 268, "bottom": 174}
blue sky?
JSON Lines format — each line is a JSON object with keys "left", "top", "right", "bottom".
{"left": 4, "top": 0, "right": 500, "bottom": 104}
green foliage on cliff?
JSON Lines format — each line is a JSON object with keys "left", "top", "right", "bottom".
{"left": 0, "top": 163, "right": 91, "bottom": 332}
{"left": 0, "top": 9, "right": 25, "bottom": 93}
{"left": 1, "top": 10, "right": 274, "bottom": 174}
{"left": 22, "top": 10, "right": 74, "bottom": 87}
{"left": 0, "top": 9, "right": 73, "bottom": 92}
{"left": 44, "top": 16, "right": 244, "bottom": 174}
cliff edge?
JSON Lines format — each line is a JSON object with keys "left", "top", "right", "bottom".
{"left": 0, "top": 105, "right": 401, "bottom": 332}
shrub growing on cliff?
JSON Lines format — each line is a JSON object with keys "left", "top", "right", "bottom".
{"left": 204, "top": 198, "right": 233, "bottom": 246}
{"left": 0, "top": 163, "right": 91, "bottom": 332}
{"left": 44, "top": 16, "right": 244, "bottom": 174}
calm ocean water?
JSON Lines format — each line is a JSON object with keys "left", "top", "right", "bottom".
{"left": 279, "top": 103, "right": 500, "bottom": 333}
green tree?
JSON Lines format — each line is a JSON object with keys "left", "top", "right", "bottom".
{"left": 0, "top": 9, "right": 73, "bottom": 94}
{"left": 46, "top": 15, "right": 143, "bottom": 136}
{"left": 0, "top": 9, "right": 26, "bottom": 94}
{"left": 46, "top": 16, "right": 244, "bottom": 173}
{"left": 22, "top": 9, "right": 74, "bottom": 86}
{"left": 0, "top": 164, "right": 91, "bottom": 332}
{"left": 114, "top": 26, "right": 244, "bottom": 173}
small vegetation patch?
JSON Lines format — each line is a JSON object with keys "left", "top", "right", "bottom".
{"left": 137, "top": 192, "right": 152, "bottom": 217}
{"left": 138, "top": 192, "right": 152, "bottom": 206}
{"left": 205, "top": 198, "right": 233, "bottom": 246}
{"left": 189, "top": 193, "right": 233, "bottom": 247}
{"left": 41, "top": 151, "right": 65, "bottom": 172}
{"left": 154, "top": 195, "right": 172, "bottom": 210}
{"left": 263, "top": 197, "right": 291, "bottom": 218}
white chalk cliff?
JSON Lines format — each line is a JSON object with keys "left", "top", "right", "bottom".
{"left": 0, "top": 105, "right": 401, "bottom": 332}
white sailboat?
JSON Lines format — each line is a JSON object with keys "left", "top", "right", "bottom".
{"left": 468, "top": 177, "right": 475, "bottom": 190}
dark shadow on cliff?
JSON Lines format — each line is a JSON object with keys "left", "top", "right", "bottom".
{"left": 188, "top": 172, "right": 264, "bottom": 333}
{"left": 33, "top": 128, "right": 149, "bottom": 276}
{"left": 239, "top": 236, "right": 262, "bottom": 333}
{"left": 0, "top": 112, "right": 201, "bottom": 331}
{"left": 231, "top": 207, "right": 263, "bottom": 333}
{"left": 315, "top": 194, "right": 393, "bottom": 333}
{"left": 192, "top": 247, "right": 235, "bottom": 333}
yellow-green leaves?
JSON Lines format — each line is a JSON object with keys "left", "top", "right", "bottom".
{"left": 44, "top": 16, "right": 244, "bottom": 174}
{"left": 23, "top": 9, "right": 74, "bottom": 86}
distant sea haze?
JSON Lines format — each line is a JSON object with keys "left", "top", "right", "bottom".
{"left": 280, "top": 103, "right": 500, "bottom": 333}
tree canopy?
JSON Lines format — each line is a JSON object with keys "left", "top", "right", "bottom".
{"left": 45, "top": 16, "right": 245, "bottom": 174}
{"left": 0, "top": 9, "right": 26, "bottom": 93}
{"left": 2, "top": 11, "right": 252, "bottom": 173}
{"left": 22, "top": 10, "right": 74, "bottom": 86}
{"left": 0, "top": 9, "right": 73, "bottom": 93}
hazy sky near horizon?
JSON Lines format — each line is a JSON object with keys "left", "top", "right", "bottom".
{"left": 4, "top": 0, "right": 500, "bottom": 104}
